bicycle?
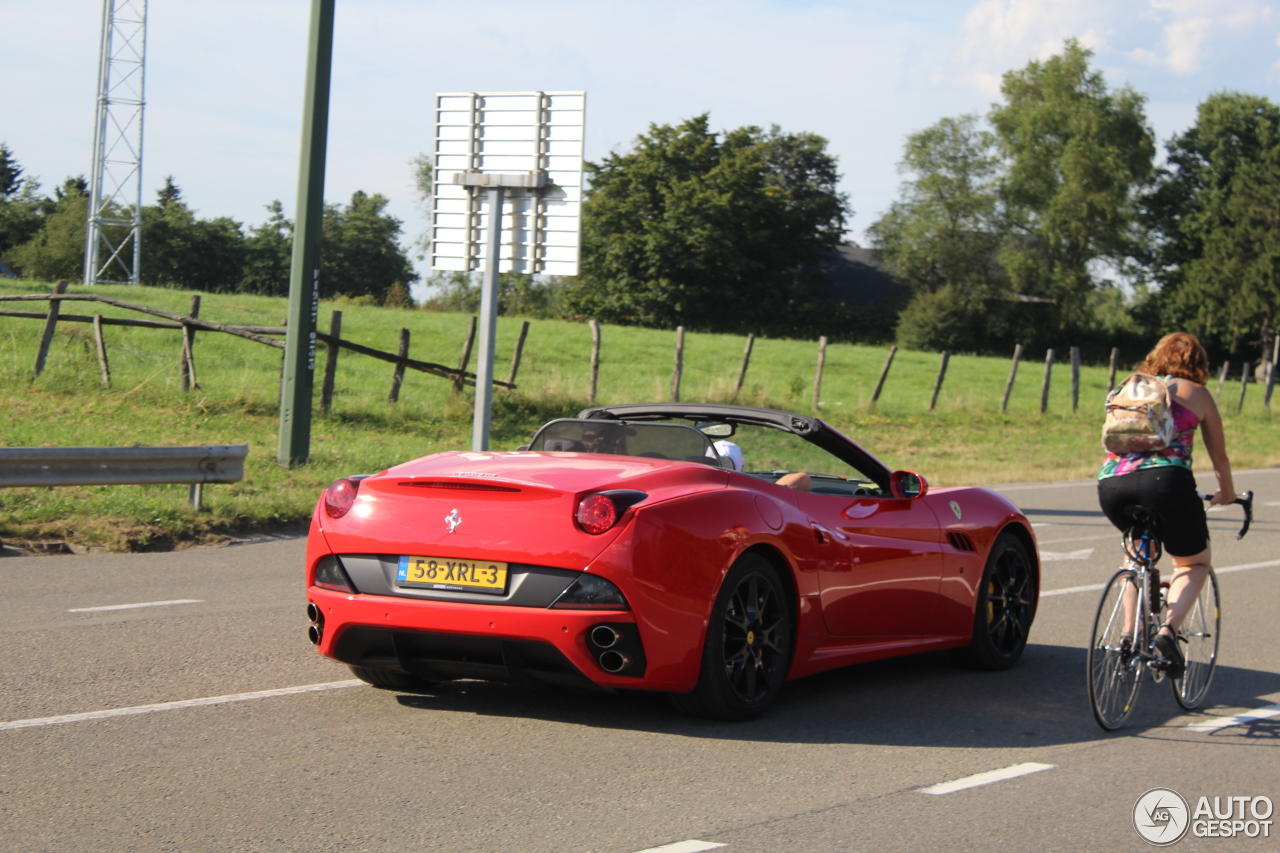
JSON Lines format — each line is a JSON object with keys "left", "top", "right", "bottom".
{"left": 1087, "top": 490, "right": 1254, "bottom": 731}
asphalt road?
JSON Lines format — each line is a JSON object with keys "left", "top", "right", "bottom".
{"left": 2, "top": 469, "right": 1278, "bottom": 853}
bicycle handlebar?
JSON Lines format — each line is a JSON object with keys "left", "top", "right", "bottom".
{"left": 1200, "top": 489, "right": 1254, "bottom": 539}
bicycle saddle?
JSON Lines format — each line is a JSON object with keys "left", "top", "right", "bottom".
{"left": 1123, "top": 504, "right": 1161, "bottom": 528}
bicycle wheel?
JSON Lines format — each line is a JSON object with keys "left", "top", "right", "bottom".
{"left": 1171, "top": 569, "right": 1220, "bottom": 710}
{"left": 1088, "top": 569, "right": 1144, "bottom": 730}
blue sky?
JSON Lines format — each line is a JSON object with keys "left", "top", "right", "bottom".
{"left": 5, "top": 0, "right": 1280, "bottom": 286}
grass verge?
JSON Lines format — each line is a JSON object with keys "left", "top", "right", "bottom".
{"left": 3, "top": 279, "right": 1276, "bottom": 551}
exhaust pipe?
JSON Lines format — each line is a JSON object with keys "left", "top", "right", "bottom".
{"left": 590, "top": 625, "right": 621, "bottom": 648}
{"left": 307, "top": 601, "right": 324, "bottom": 644}
{"left": 598, "top": 650, "right": 631, "bottom": 673}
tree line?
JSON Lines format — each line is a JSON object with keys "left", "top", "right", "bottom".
{"left": 0, "top": 159, "right": 416, "bottom": 303}
{"left": 4, "top": 37, "right": 1279, "bottom": 365}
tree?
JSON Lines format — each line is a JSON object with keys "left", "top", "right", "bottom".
{"left": 869, "top": 115, "right": 1025, "bottom": 353}
{"left": 3, "top": 177, "right": 95, "bottom": 280}
{"left": 567, "top": 114, "right": 849, "bottom": 334}
{"left": 1144, "top": 92, "right": 1280, "bottom": 355}
{"left": 139, "top": 177, "right": 246, "bottom": 291}
{"left": 240, "top": 200, "right": 293, "bottom": 296}
{"left": 0, "top": 143, "right": 23, "bottom": 199}
{"left": 320, "top": 190, "right": 418, "bottom": 299}
{"left": 990, "top": 39, "right": 1155, "bottom": 330}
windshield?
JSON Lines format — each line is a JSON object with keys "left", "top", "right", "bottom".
{"left": 529, "top": 420, "right": 725, "bottom": 466}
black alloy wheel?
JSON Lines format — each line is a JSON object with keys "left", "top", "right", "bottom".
{"left": 952, "top": 532, "right": 1037, "bottom": 670}
{"left": 670, "top": 554, "right": 792, "bottom": 720}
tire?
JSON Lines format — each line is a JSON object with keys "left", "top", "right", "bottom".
{"left": 951, "top": 532, "right": 1037, "bottom": 670}
{"left": 669, "top": 554, "right": 792, "bottom": 721}
{"left": 1171, "top": 569, "right": 1220, "bottom": 711}
{"left": 348, "top": 665, "right": 437, "bottom": 693}
{"left": 1087, "top": 569, "right": 1143, "bottom": 731}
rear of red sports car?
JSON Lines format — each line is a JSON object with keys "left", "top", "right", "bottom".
{"left": 305, "top": 449, "right": 734, "bottom": 695}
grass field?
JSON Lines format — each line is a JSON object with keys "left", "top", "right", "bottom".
{"left": 2, "top": 278, "right": 1277, "bottom": 551}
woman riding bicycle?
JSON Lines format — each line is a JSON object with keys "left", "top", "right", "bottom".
{"left": 1097, "top": 333, "right": 1236, "bottom": 677}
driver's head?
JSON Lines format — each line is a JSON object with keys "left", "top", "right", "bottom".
{"left": 581, "top": 423, "right": 623, "bottom": 454}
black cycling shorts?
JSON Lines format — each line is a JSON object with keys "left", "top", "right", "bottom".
{"left": 1097, "top": 465, "right": 1209, "bottom": 557}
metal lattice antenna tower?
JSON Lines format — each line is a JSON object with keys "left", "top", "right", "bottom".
{"left": 84, "top": 0, "right": 148, "bottom": 286}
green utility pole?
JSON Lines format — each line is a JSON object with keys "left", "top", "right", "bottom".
{"left": 278, "top": 0, "right": 335, "bottom": 467}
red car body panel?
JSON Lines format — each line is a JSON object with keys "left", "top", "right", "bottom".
{"left": 307, "top": 415, "right": 1038, "bottom": 700}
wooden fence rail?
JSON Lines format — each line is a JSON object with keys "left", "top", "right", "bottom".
{"left": 1, "top": 290, "right": 514, "bottom": 392}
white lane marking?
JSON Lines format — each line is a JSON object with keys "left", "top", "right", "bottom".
{"left": 633, "top": 843, "right": 726, "bottom": 853}
{"left": 1216, "top": 559, "right": 1280, "bottom": 576}
{"left": 1040, "top": 548, "right": 1094, "bottom": 562}
{"left": 68, "top": 599, "right": 203, "bottom": 613}
{"left": 1038, "top": 533, "right": 1116, "bottom": 545}
{"left": 919, "top": 762, "right": 1055, "bottom": 795}
{"left": 995, "top": 481, "right": 1094, "bottom": 492}
{"left": 1041, "top": 582, "right": 1106, "bottom": 598}
{"left": 1206, "top": 506, "right": 1228, "bottom": 513}
{"left": 1187, "top": 704, "right": 1280, "bottom": 734}
{"left": 0, "top": 680, "right": 363, "bottom": 732}
{"left": 1031, "top": 522, "right": 1053, "bottom": 528}
{"left": 1265, "top": 501, "right": 1280, "bottom": 507}
{"left": 1040, "top": 558, "right": 1280, "bottom": 598}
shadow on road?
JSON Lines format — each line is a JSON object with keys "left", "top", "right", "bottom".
{"left": 389, "top": 642, "right": 1280, "bottom": 748}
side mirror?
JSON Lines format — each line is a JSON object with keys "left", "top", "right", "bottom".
{"left": 889, "top": 470, "right": 928, "bottom": 500}
{"left": 516, "top": 445, "right": 531, "bottom": 451}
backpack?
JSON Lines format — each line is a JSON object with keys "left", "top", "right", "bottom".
{"left": 1102, "top": 373, "right": 1177, "bottom": 454}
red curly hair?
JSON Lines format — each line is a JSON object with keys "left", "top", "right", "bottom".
{"left": 1140, "top": 332, "right": 1209, "bottom": 385}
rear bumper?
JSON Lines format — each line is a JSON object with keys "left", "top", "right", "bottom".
{"left": 307, "top": 586, "right": 663, "bottom": 690}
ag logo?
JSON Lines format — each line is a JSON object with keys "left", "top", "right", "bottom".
{"left": 1134, "top": 787, "right": 1190, "bottom": 846}
{"left": 949, "top": 500, "right": 962, "bottom": 521}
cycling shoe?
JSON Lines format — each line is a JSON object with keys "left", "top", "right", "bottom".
{"left": 1155, "top": 630, "right": 1187, "bottom": 678}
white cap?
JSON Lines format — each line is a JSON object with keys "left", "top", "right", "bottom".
{"left": 712, "top": 440, "right": 744, "bottom": 472}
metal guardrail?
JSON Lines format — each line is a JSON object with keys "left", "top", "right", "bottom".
{"left": 0, "top": 444, "right": 249, "bottom": 509}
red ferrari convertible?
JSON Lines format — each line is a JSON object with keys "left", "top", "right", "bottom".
{"left": 305, "top": 403, "right": 1039, "bottom": 719}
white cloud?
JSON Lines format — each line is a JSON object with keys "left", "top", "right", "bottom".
{"left": 1163, "top": 15, "right": 1212, "bottom": 74}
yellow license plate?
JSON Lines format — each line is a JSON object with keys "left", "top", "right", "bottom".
{"left": 397, "top": 556, "right": 509, "bottom": 594}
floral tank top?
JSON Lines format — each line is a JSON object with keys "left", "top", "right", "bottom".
{"left": 1098, "top": 379, "right": 1199, "bottom": 480}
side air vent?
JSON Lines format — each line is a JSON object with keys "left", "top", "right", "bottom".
{"left": 947, "top": 531, "right": 977, "bottom": 552}
{"left": 398, "top": 481, "right": 520, "bottom": 493}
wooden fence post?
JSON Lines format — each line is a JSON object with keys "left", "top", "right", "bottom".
{"left": 588, "top": 319, "right": 601, "bottom": 405}
{"left": 320, "top": 310, "right": 342, "bottom": 414}
{"left": 1000, "top": 344, "right": 1023, "bottom": 413}
{"left": 1216, "top": 362, "right": 1229, "bottom": 401}
{"left": 929, "top": 350, "right": 950, "bottom": 411}
{"left": 1070, "top": 346, "right": 1081, "bottom": 413}
{"left": 870, "top": 345, "right": 897, "bottom": 406}
{"left": 389, "top": 328, "right": 410, "bottom": 403}
{"left": 180, "top": 294, "right": 201, "bottom": 392}
{"left": 1266, "top": 335, "right": 1280, "bottom": 410}
{"left": 33, "top": 280, "right": 69, "bottom": 376}
{"left": 812, "top": 336, "right": 828, "bottom": 410}
{"left": 454, "top": 315, "right": 477, "bottom": 392}
{"left": 1237, "top": 361, "right": 1251, "bottom": 414}
{"left": 506, "top": 320, "right": 529, "bottom": 388}
{"left": 1040, "top": 349, "right": 1055, "bottom": 414}
{"left": 92, "top": 314, "right": 111, "bottom": 386}
{"left": 733, "top": 333, "right": 755, "bottom": 402}
{"left": 1107, "top": 347, "right": 1119, "bottom": 391}
{"left": 671, "top": 326, "right": 685, "bottom": 402}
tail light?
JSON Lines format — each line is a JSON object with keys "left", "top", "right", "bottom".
{"left": 552, "top": 573, "right": 629, "bottom": 609}
{"left": 323, "top": 476, "right": 366, "bottom": 518}
{"left": 575, "top": 490, "right": 647, "bottom": 535}
{"left": 313, "top": 555, "right": 356, "bottom": 593}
